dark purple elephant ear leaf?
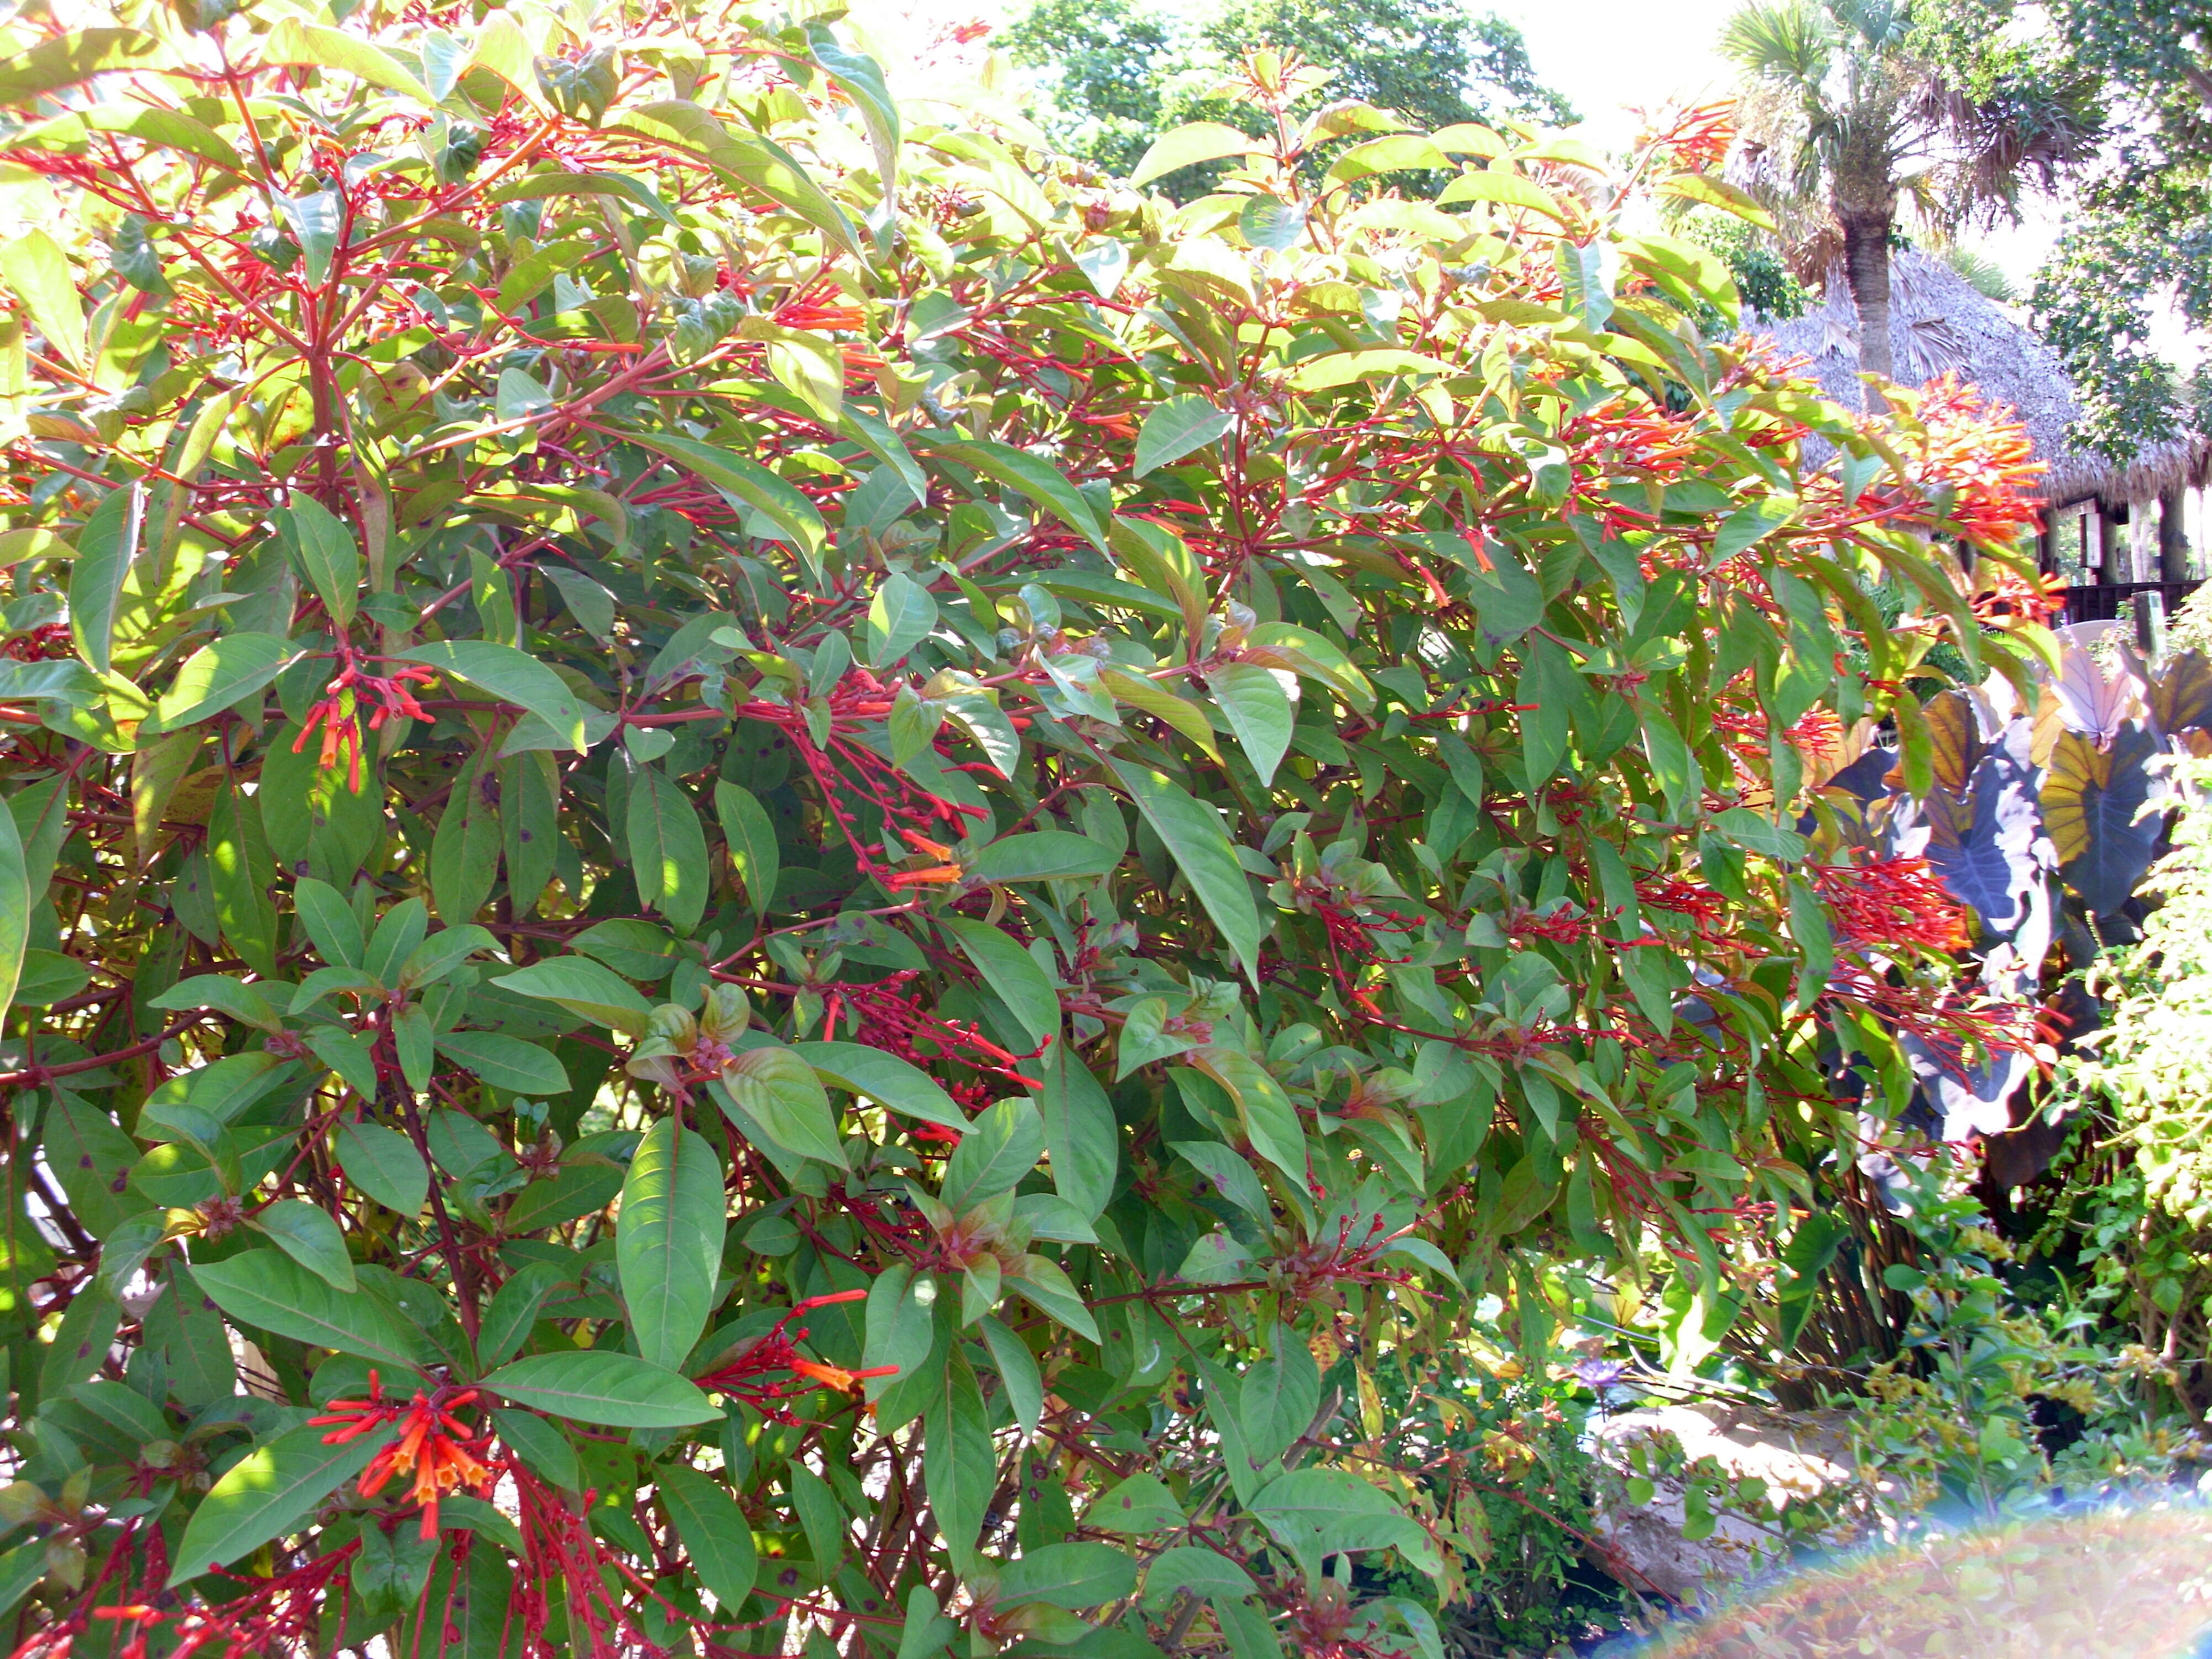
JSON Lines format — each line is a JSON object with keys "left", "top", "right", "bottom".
{"left": 1823, "top": 745, "right": 1898, "bottom": 806}
{"left": 2148, "top": 649, "right": 2212, "bottom": 740}
{"left": 1918, "top": 749, "right": 2046, "bottom": 936}
{"left": 2043, "top": 724, "right": 2166, "bottom": 918}
{"left": 1899, "top": 1031, "right": 2030, "bottom": 1141}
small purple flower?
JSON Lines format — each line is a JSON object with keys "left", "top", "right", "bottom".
{"left": 1573, "top": 1358, "right": 1629, "bottom": 1390}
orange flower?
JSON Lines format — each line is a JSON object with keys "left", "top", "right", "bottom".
{"left": 1907, "top": 373, "right": 2047, "bottom": 550}
{"left": 886, "top": 832, "right": 966, "bottom": 888}
{"left": 311, "top": 1374, "right": 494, "bottom": 1540}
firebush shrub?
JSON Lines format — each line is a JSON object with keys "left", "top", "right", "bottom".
{"left": 0, "top": 3, "right": 2073, "bottom": 1655}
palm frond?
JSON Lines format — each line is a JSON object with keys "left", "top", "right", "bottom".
{"left": 1720, "top": 0, "right": 1833, "bottom": 85}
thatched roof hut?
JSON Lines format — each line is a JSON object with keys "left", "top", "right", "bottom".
{"left": 1757, "top": 252, "right": 2209, "bottom": 509}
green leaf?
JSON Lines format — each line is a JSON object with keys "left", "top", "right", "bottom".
{"left": 716, "top": 1046, "right": 847, "bottom": 1166}
{"left": 492, "top": 1407, "right": 580, "bottom": 1489}
{"left": 0, "top": 799, "right": 25, "bottom": 1031}
{"left": 292, "top": 877, "right": 363, "bottom": 969}
{"left": 401, "top": 640, "right": 589, "bottom": 754}
{"left": 919, "top": 438, "right": 1109, "bottom": 555}
{"left": 1640, "top": 707, "right": 1695, "bottom": 820}
{"left": 493, "top": 957, "right": 654, "bottom": 1037}
{"left": 1030, "top": 1042, "right": 1120, "bottom": 1221}
{"left": 252, "top": 1199, "right": 356, "bottom": 1292}
{"left": 1710, "top": 805, "right": 1808, "bottom": 863}
{"left": 1100, "top": 666, "right": 1219, "bottom": 758}
{"left": 334, "top": 1121, "right": 428, "bottom": 1217}
{"left": 940, "top": 916, "right": 1060, "bottom": 1047}
{"left": 66, "top": 482, "right": 140, "bottom": 675}
{"left": 495, "top": 367, "right": 555, "bottom": 421}
{"left": 434, "top": 1030, "right": 570, "bottom": 1095}
{"left": 864, "top": 570, "right": 938, "bottom": 667}
{"left": 969, "top": 831, "right": 1119, "bottom": 884}
{"left": 618, "top": 1120, "right": 726, "bottom": 1373}
{"left": 942, "top": 1097, "right": 1046, "bottom": 1211}
{"left": 979, "top": 1315, "right": 1041, "bottom": 1433}
{"left": 170, "top": 1420, "right": 393, "bottom": 1583}
{"left": 492, "top": 169, "right": 679, "bottom": 226}
{"left": 864, "top": 1263, "right": 942, "bottom": 1410}
{"left": 623, "top": 100, "right": 863, "bottom": 259}
{"left": 480, "top": 1350, "right": 716, "bottom": 1427}
{"left": 806, "top": 25, "right": 900, "bottom": 202}
{"left": 659, "top": 1461, "right": 759, "bottom": 1610}
{"left": 148, "top": 633, "right": 297, "bottom": 735}
{"left": 1135, "top": 396, "right": 1234, "bottom": 477}
{"left": 1209, "top": 662, "right": 1295, "bottom": 787}
{"left": 1004, "top": 1253, "right": 1099, "bottom": 1341}
{"left": 791, "top": 1040, "right": 967, "bottom": 1131}
{"left": 0, "top": 29, "right": 161, "bottom": 114}
{"left": 207, "top": 777, "right": 278, "bottom": 978}
{"left": 713, "top": 780, "right": 780, "bottom": 922}
{"left": 1239, "top": 196, "right": 1307, "bottom": 251}
{"left": 1142, "top": 1545, "right": 1258, "bottom": 1605}
{"left": 1087, "top": 1474, "right": 1187, "bottom": 1535}
{"left": 262, "top": 17, "right": 433, "bottom": 100}
{"left": 1652, "top": 171, "right": 1776, "bottom": 230}
{"left": 1248, "top": 1468, "right": 1439, "bottom": 1585}
{"left": 190, "top": 1248, "right": 423, "bottom": 1371}
{"left": 1287, "top": 349, "right": 1457, "bottom": 392}
{"left": 1131, "top": 121, "right": 1265, "bottom": 187}
{"left": 839, "top": 406, "right": 929, "bottom": 509}
{"left": 998, "top": 1541, "right": 1138, "bottom": 1609}
{"left": 276, "top": 189, "right": 343, "bottom": 285}
{"left": 628, "top": 763, "right": 709, "bottom": 933}
{"left": 272, "top": 496, "right": 362, "bottom": 625}
{"left": 0, "top": 228, "right": 86, "bottom": 369}
{"left": 622, "top": 427, "right": 827, "bottom": 565}
{"left": 1193, "top": 1048, "right": 1307, "bottom": 1188}
{"left": 1108, "top": 760, "right": 1263, "bottom": 984}
{"left": 922, "top": 1360, "right": 994, "bottom": 1574}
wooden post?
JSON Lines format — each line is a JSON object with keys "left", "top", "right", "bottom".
{"left": 2161, "top": 483, "right": 2193, "bottom": 582}
{"left": 2099, "top": 500, "right": 2126, "bottom": 585}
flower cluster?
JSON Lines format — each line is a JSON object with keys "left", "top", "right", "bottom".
{"left": 1812, "top": 854, "right": 1973, "bottom": 954}
{"left": 821, "top": 969, "right": 1049, "bottom": 1116}
{"left": 690, "top": 1290, "right": 896, "bottom": 1420}
{"left": 310, "top": 1373, "right": 494, "bottom": 1539}
{"left": 1901, "top": 373, "right": 2048, "bottom": 550}
{"left": 295, "top": 658, "right": 438, "bottom": 790}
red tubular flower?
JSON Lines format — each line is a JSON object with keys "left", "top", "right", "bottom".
{"left": 1812, "top": 854, "right": 1971, "bottom": 953}
{"left": 691, "top": 1290, "right": 898, "bottom": 1419}
{"left": 1973, "top": 562, "right": 2068, "bottom": 627}
{"left": 1902, "top": 373, "right": 2048, "bottom": 549}
{"left": 311, "top": 1374, "right": 493, "bottom": 1539}
{"left": 820, "top": 969, "right": 1048, "bottom": 1110}
{"left": 773, "top": 279, "right": 867, "bottom": 332}
{"left": 1636, "top": 100, "right": 1736, "bottom": 172}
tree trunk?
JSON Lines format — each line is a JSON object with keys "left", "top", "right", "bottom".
{"left": 1839, "top": 212, "right": 1894, "bottom": 408}
{"left": 2161, "top": 483, "right": 2193, "bottom": 582}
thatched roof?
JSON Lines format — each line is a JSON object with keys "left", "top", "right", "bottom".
{"left": 1755, "top": 252, "right": 2209, "bottom": 507}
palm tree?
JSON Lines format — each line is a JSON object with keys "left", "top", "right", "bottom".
{"left": 1721, "top": 0, "right": 2095, "bottom": 405}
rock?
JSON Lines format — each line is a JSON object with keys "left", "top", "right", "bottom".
{"left": 1585, "top": 1401, "right": 1856, "bottom": 1605}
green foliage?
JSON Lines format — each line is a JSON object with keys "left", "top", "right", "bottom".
{"left": 1916, "top": 0, "right": 2212, "bottom": 459}
{"left": 0, "top": 1, "right": 2085, "bottom": 1654}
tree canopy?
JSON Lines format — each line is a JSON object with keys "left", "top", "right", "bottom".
{"left": 1002, "top": 0, "right": 1574, "bottom": 181}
